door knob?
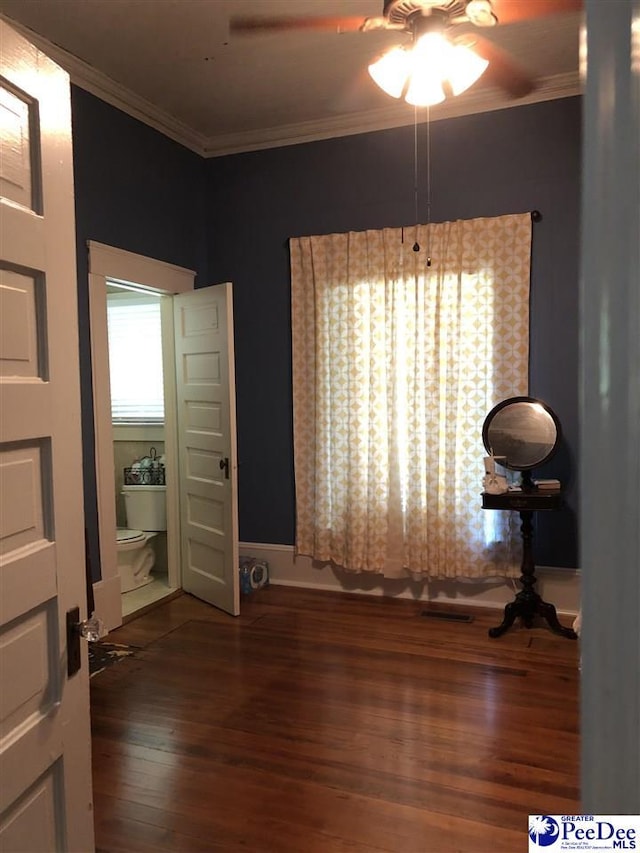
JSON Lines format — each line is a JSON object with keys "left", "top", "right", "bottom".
{"left": 219, "top": 456, "right": 230, "bottom": 479}
{"left": 66, "top": 607, "right": 106, "bottom": 677}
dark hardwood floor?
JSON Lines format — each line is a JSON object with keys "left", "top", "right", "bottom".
{"left": 90, "top": 586, "right": 580, "bottom": 852}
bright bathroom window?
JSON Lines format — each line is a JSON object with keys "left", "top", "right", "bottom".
{"left": 106, "top": 290, "right": 164, "bottom": 423}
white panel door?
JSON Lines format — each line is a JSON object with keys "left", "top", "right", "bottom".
{"left": 0, "top": 21, "right": 94, "bottom": 852}
{"left": 174, "top": 283, "right": 239, "bottom": 615}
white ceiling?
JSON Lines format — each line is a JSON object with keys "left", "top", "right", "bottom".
{"left": 0, "top": 0, "right": 583, "bottom": 157}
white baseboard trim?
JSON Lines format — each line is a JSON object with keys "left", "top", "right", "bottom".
{"left": 92, "top": 575, "right": 123, "bottom": 632}
{"left": 239, "top": 542, "right": 581, "bottom": 616}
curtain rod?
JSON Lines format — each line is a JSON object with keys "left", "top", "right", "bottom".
{"left": 398, "top": 212, "right": 541, "bottom": 243}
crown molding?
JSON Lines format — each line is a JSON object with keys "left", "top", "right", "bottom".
{"left": 2, "top": 17, "right": 209, "bottom": 156}
{"left": 202, "top": 72, "right": 582, "bottom": 157}
{"left": 3, "top": 16, "right": 581, "bottom": 160}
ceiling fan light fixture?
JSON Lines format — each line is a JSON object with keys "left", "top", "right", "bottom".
{"left": 405, "top": 73, "right": 445, "bottom": 107}
{"left": 447, "top": 43, "right": 489, "bottom": 95}
{"left": 368, "top": 45, "right": 411, "bottom": 98}
{"left": 413, "top": 30, "right": 453, "bottom": 66}
{"left": 404, "top": 32, "right": 450, "bottom": 106}
{"left": 368, "top": 27, "right": 489, "bottom": 107}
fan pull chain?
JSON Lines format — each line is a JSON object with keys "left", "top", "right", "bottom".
{"left": 413, "top": 105, "right": 420, "bottom": 253}
{"left": 425, "top": 105, "right": 432, "bottom": 267}
{"left": 410, "top": 106, "right": 433, "bottom": 265}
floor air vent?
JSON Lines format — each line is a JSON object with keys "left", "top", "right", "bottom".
{"left": 421, "top": 609, "right": 473, "bottom": 623}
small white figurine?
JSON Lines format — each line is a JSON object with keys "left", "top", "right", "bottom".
{"left": 483, "top": 472, "right": 509, "bottom": 494}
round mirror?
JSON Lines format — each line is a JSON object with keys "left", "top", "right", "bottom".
{"left": 482, "top": 396, "right": 561, "bottom": 471}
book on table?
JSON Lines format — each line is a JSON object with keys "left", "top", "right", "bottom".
{"left": 533, "top": 478, "right": 561, "bottom": 490}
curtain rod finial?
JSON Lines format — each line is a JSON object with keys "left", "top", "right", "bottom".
{"left": 531, "top": 210, "right": 542, "bottom": 222}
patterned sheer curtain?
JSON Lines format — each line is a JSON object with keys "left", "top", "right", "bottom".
{"left": 290, "top": 213, "right": 531, "bottom": 579}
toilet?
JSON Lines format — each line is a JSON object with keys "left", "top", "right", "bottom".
{"left": 116, "top": 484, "right": 166, "bottom": 593}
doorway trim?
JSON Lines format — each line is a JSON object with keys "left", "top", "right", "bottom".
{"left": 88, "top": 241, "right": 195, "bottom": 630}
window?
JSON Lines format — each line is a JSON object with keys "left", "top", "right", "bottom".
{"left": 106, "top": 290, "right": 164, "bottom": 423}
{"left": 290, "top": 213, "right": 532, "bottom": 579}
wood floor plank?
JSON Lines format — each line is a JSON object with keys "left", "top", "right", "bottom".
{"left": 92, "top": 587, "right": 580, "bottom": 852}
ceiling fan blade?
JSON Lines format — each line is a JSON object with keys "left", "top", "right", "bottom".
{"left": 229, "top": 15, "right": 368, "bottom": 35}
{"left": 472, "top": 35, "right": 536, "bottom": 98}
{"left": 491, "top": 0, "right": 582, "bottom": 25}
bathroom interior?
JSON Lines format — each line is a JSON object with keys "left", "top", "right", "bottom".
{"left": 107, "top": 282, "right": 177, "bottom": 618}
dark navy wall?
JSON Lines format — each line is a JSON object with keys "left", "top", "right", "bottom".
{"left": 69, "top": 88, "right": 580, "bottom": 575}
{"left": 70, "top": 87, "right": 208, "bottom": 582}
{"left": 206, "top": 96, "right": 581, "bottom": 568}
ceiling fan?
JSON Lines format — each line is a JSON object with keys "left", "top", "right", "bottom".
{"left": 230, "top": 0, "right": 582, "bottom": 107}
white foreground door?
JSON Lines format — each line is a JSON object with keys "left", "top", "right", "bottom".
{"left": 0, "top": 21, "right": 94, "bottom": 853}
{"left": 174, "top": 284, "right": 239, "bottom": 615}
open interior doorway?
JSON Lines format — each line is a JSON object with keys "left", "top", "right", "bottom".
{"left": 88, "top": 242, "right": 240, "bottom": 633}
{"left": 88, "top": 242, "right": 195, "bottom": 632}
{"left": 106, "top": 282, "right": 175, "bottom": 618}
